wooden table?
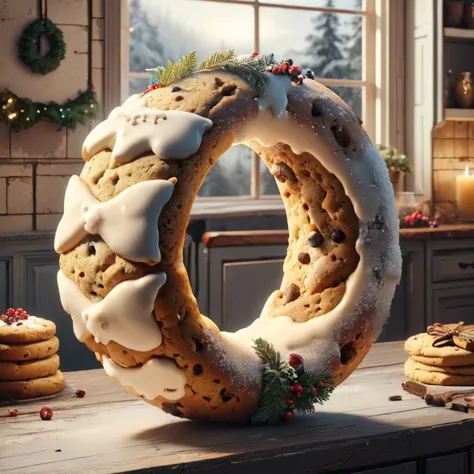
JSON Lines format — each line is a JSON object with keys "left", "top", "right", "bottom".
{"left": 2, "top": 342, "right": 474, "bottom": 474}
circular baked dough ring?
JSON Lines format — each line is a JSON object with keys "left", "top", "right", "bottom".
{"left": 54, "top": 67, "right": 401, "bottom": 422}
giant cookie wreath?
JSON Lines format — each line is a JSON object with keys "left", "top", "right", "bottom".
{"left": 54, "top": 52, "right": 402, "bottom": 424}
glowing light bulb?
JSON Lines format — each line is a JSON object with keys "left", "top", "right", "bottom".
{"left": 8, "top": 112, "right": 17, "bottom": 120}
{"left": 7, "top": 98, "right": 13, "bottom": 104}
{"left": 129, "top": 27, "right": 135, "bottom": 33}
{"left": 90, "top": 104, "right": 94, "bottom": 108}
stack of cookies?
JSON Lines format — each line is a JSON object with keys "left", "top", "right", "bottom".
{"left": 0, "top": 308, "right": 65, "bottom": 400}
{"left": 404, "top": 331, "right": 474, "bottom": 386}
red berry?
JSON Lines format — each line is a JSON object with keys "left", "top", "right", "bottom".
{"left": 283, "top": 411, "right": 294, "bottom": 421}
{"left": 75, "top": 389, "right": 86, "bottom": 398}
{"left": 281, "top": 63, "right": 290, "bottom": 71}
{"left": 421, "top": 216, "right": 429, "bottom": 221}
{"left": 286, "top": 399, "right": 295, "bottom": 407}
{"left": 288, "top": 353, "right": 304, "bottom": 370}
{"left": 289, "top": 66, "right": 298, "bottom": 76}
{"left": 9, "top": 409, "right": 18, "bottom": 417}
{"left": 319, "top": 381, "right": 326, "bottom": 388}
{"left": 17, "top": 308, "right": 24, "bottom": 313}
{"left": 40, "top": 405, "right": 53, "bottom": 420}
{"left": 6, "top": 308, "right": 15, "bottom": 317}
{"left": 289, "top": 385, "right": 296, "bottom": 392}
{"left": 145, "top": 83, "right": 162, "bottom": 94}
{"left": 251, "top": 52, "right": 258, "bottom": 57}
{"left": 311, "top": 387, "right": 317, "bottom": 395}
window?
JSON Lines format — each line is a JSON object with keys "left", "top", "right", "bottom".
{"left": 127, "top": 0, "right": 380, "bottom": 199}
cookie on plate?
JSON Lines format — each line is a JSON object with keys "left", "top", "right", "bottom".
{"left": 0, "top": 336, "right": 59, "bottom": 362}
{"left": 404, "top": 333, "right": 474, "bottom": 366}
{"left": 404, "top": 358, "right": 474, "bottom": 386}
{"left": 0, "top": 354, "right": 60, "bottom": 381}
{"left": 0, "top": 370, "right": 65, "bottom": 400}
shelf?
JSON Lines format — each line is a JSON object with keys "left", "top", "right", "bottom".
{"left": 445, "top": 108, "right": 474, "bottom": 121}
{"left": 444, "top": 27, "right": 474, "bottom": 40}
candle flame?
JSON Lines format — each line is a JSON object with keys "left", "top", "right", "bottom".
{"left": 466, "top": 166, "right": 470, "bottom": 176}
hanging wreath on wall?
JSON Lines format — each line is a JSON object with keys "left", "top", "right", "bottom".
{"left": 18, "top": 18, "right": 66, "bottom": 75}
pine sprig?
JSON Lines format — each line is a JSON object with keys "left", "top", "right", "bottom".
{"left": 198, "top": 50, "right": 235, "bottom": 70}
{"left": 251, "top": 338, "right": 335, "bottom": 425}
{"left": 252, "top": 337, "right": 280, "bottom": 369}
{"left": 251, "top": 369, "right": 290, "bottom": 425}
{"left": 154, "top": 52, "right": 198, "bottom": 87}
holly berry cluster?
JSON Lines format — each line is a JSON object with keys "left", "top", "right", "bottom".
{"left": 401, "top": 211, "right": 439, "bottom": 229}
{"left": 264, "top": 57, "right": 313, "bottom": 86}
{"left": 0, "top": 308, "right": 29, "bottom": 325}
{"left": 251, "top": 338, "right": 334, "bottom": 424}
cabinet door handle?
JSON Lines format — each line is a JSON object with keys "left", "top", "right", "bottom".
{"left": 459, "top": 262, "right": 474, "bottom": 269}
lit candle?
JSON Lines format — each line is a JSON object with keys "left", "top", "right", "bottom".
{"left": 456, "top": 167, "right": 474, "bottom": 220}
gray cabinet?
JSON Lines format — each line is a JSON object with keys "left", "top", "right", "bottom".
{"left": 425, "top": 452, "right": 468, "bottom": 474}
{"left": 379, "top": 241, "right": 425, "bottom": 342}
{"left": 198, "top": 234, "right": 424, "bottom": 342}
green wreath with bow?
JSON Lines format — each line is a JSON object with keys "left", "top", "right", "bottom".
{"left": 18, "top": 18, "right": 66, "bottom": 75}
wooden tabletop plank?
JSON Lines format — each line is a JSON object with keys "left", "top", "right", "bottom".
{"left": 1, "top": 342, "right": 474, "bottom": 474}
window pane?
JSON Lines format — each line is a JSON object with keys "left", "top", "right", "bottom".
{"left": 129, "top": 0, "right": 254, "bottom": 77}
{"left": 259, "top": 7, "right": 362, "bottom": 80}
{"left": 198, "top": 145, "right": 252, "bottom": 197}
{"left": 129, "top": 76, "right": 148, "bottom": 95}
{"left": 327, "top": 85, "right": 362, "bottom": 118}
{"left": 259, "top": 0, "right": 363, "bottom": 9}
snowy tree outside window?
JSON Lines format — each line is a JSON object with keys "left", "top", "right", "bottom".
{"left": 128, "top": 0, "right": 369, "bottom": 198}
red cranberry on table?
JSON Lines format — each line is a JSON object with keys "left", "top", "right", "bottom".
{"left": 40, "top": 405, "right": 53, "bottom": 420}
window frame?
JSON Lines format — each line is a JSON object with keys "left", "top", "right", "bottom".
{"left": 105, "top": 0, "right": 403, "bottom": 205}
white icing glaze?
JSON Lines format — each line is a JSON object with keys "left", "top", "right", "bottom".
{"left": 57, "top": 270, "right": 165, "bottom": 352}
{"left": 82, "top": 273, "right": 165, "bottom": 351}
{"left": 219, "top": 74, "right": 402, "bottom": 373}
{"left": 0, "top": 315, "right": 46, "bottom": 329}
{"left": 102, "top": 355, "right": 186, "bottom": 401}
{"left": 57, "top": 270, "right": 92, "bottom": 342}
{"left": 83, "top": 94, "right": 213, "bottom": 165}
{"left": 54, "top": 175, "right": 175, "bottom": 264}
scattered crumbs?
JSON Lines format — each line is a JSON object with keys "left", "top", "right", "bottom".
{"left": 55, "top": 449, "right": 62, "bottom": 452}
{"left": 388, "top": 395, "right": 402, "bottom": 401}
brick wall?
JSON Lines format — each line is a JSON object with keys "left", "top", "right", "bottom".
{"left": 0, "top": 0, "right": 104, "bottom": 233}
{"left": 433, "top": 120, "right": 474, "bottom": 218}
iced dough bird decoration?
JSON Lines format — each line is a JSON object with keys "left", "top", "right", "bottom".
{"left": 55, "top": 50, "right": 401, "bottom": 424}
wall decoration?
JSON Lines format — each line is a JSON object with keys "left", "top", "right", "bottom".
{"left": 18, "top": 18, "right": 66, "bottom": 75}
{"left": 0, "top": 88, "right": 98, "bottom": 132}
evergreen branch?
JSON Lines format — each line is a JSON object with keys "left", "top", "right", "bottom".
{"left": 221, "top": 62, "right": 267, "bottom": 90}
{"left": 252, "top": 338, "right": 281, "bottom": 370}
{"left": 157, "top": 52, "right": 198, "bottom": 87}
{"left": 198, "top": 50, "right": 235, "bottom": 70}
{"left": 251, "top": 370, "right": 290, "bottom": 425}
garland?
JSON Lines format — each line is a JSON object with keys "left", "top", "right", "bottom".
{"left": 0, "top": 88, "right": 98, "bottom": 132}
{"left": 145, "top": 51, "right": 312, "bottom": 94}
{"left": 18, "top": 18, "right": 66, "bottom": 75}
{"left": 251, "top": 338, "right": 334, "bottom": 424}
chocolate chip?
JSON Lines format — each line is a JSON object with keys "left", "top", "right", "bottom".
{"left": 221, "top": 85, "right": 237, "bottom": 96}
{"left": 174, "top": 95, "right": 184, "bottom": 101}
{"left": 161, "top": 403, "right": 184, "bottom": 418}
{"left": 192, "top": 364, "right": 203, "bottom": 376}
{"left": 356, "top": 115, "right": 363, "bottom": 126}
{"left": 340, "top": 341, "right": 356, "bottom": 365}
{"left": 331, "top": 124, "right": 351, "bottom": 148}
{"left": 298, "top": 252, "right": 311, "bottom": 264}
{"left": 271, "top": 162, "right": 297, "bottom": 183}
{"left": 330, "top": 228, "right": 345, "bottom": 243}
{"left": 311, "top": 100, "right": 323, "bottom": 117}
{"left": 192, "top": 337, "right": 204, "bottom": 352}
{"left": 214, "top": 77, "right": 224, "bottom": 87}
{"left": 202, "top": 396, "right": 211, "bottom": 402}
{"left": 284, "top": 283, "right": 300, "bottom": 303}
{"left": 220, "top": 389, "right": 234, "bottom": 402}
{"left": 171, "top": 86, "right": 182, "bottom": 92}
{"left": 213, "top": 379, "right": 221, "bottom": 384}
{"left": 308, "top": 230, "right": 323, "bottom": 248}
{"left": 388, "top": 395, "right": 402, "bottom": 401}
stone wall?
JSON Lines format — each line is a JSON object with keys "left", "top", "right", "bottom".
{"left": 0, "top": 0, "right": 104, "bottom": 232}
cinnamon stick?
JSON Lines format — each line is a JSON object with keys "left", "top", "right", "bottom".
{"left": 401, "top": 381, "right": 427, "bottom": 398}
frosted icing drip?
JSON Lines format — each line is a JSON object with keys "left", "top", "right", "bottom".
{"left": 257, "top": 74, "right": 296, "bottom": 118}
{"left": 102, "top": 355, "right": 186, "bottom": 401}
{"left": 57, "top": 271, "right": 165, "bottom": 352}
{"left": 57, "top": 271, "right": 92, "bottom": 342}
{"left": 54, "top": 175, "right": 175, "bottom": 264}
{"left": 82, "top": 94, "right": 213, "bottom": 165}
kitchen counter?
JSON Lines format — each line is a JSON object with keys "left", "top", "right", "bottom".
{"left": 399, "top": 224, "right": 474, "bottom": 240}
{"left": 2, "top": 342, "right": 474, "bottom": 474}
